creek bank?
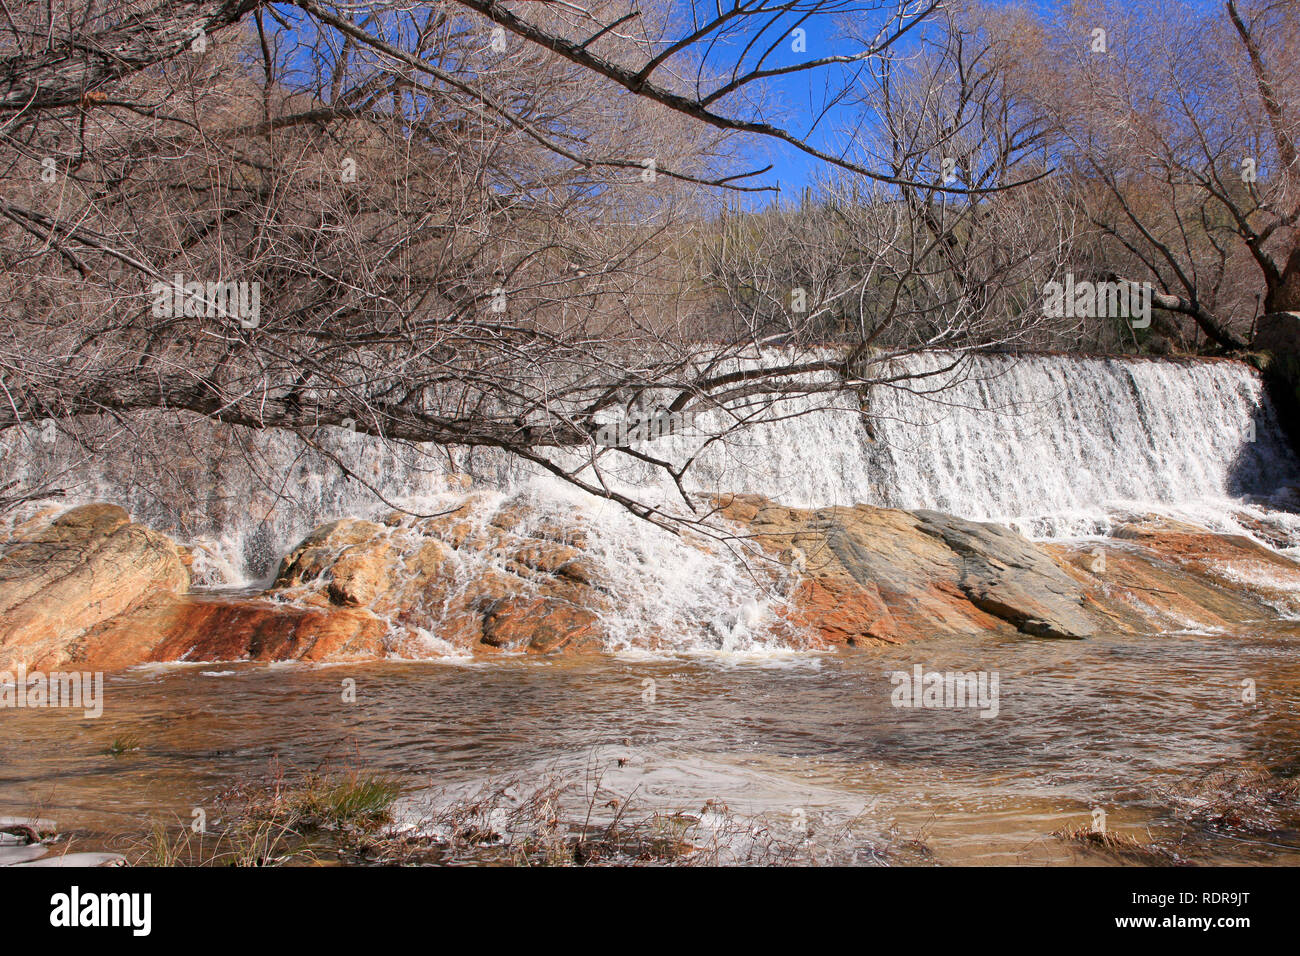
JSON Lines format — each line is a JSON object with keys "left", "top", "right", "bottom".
{"left": 2, "top": 494, "right": 1299, "bottom": 669}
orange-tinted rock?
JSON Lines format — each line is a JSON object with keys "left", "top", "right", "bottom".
{"left": 157, "top": 600, "right": 392, "bottom": 662}
{"left": 264, "top": 493, "right": 615, "bottom": 655}
{"left": 325, "top": 548, "right": 391, "bottom": 608}
{"left": 1047, "top": 516, "right": 1300, "bottom": 632}
{"left": 8, "top": 492, "right": 1300, "bottom": 670}
{"left": 481, "top": 597, "right": 601, "bottom": 653}
{"left": 725, "top": 495, "right": 1300, "bottom": 646}
{"left": 0, "top": 504, "right": 190, "bottom": 669}
{"left": 65, "top": 596, "right": 395, "bottom": 667}
{"left": 715, "top": 495, "right": 1099, "bottom": 645}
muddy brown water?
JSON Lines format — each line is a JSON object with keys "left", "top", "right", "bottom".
{"left": 3, "top": 625, "right": 1299, "bottom": 865}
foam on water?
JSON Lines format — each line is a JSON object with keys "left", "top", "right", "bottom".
{"left": 418, "top": 479, "right": 802, "bottom": 655}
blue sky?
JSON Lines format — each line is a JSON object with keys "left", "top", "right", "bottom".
{"left": 746, "top": 0, "right": 1224, "bottom": 199}
{"left": 264, "top": 0, "right": 1227, "bottom": 204}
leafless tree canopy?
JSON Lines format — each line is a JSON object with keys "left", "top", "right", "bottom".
{"left": 1, "top": 0, "right": 1297, "bottom": 524}
{"left": 1040, "top": 0, "right": 1300, "bottom": 350}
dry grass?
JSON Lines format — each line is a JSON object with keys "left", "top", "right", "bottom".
{"left": 129, "top": 762, "right": 402, "bottom": 866}
{"left": 1157, "top": 764, "right": 1300, "bottom": 835}
{"left": 127, "top": 762, "right": 929, "bottom": 867}
{"left": 1051, "top": 823, "right": 1179, "bottom": 864}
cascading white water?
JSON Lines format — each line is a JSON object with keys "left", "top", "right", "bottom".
{"left": 559, "top": 352, "right": 1300, "bottom": 540}
{"left": 862, "top": 353, "right": 1300, "bottom": 538}
{"left": 7, "top": 352, "right": 1297, "bottom": 591}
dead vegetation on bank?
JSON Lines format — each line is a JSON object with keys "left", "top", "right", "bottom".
{"left": 21, "top": 756, "right": 1296, "bottom": 868}
{"left": 1049, "top": 762, "right": 1300, "bottom": 865}
{"left": 1158, "top": 765, "right": 1300, "bottom": 835}
{"left": 125, "top": 762, "right": 932, "bottom": 867}
{"left": 1051, "top": 823, "right": 1181, "bottom": 865}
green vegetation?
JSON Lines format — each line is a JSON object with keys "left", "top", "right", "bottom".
{"left": 104, "top": 734, "right": 141, "bottom": 756}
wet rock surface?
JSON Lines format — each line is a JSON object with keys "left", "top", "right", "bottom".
{"left": 2, "top": 495, "right": 1299, "bottom": 666}
{"left": 719, "top": 495, "right": 1300, "bottom": 645}
{"left": 4, "top": 495, "right": 612, "bottom": 665}
{"left": 1051, "top": 515, "right": 1300, "bottom": 633}
{"left": 714, "top": 495, "right": 1099, "bottom": 644}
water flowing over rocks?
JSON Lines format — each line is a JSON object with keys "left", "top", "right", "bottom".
{"left": 1053, "top": 515, "right": 1300, "bottom": 631}
{"left": 712, "top": 495, "right": 1100, "bottom": 642}
{"left": 266, "top": 500, "right": 606, "bottom": 655}
{"left": 4, "top": 491, "right": 1300, "bottom": 668}
{"left": 720, "top": 496, "right": 1300, "bottom": 643}
{"left": 1, "top": 493, "right": 640, "bottom": 665}
{"left": 16, "top": 354, "right": 1296, "bottom": 585}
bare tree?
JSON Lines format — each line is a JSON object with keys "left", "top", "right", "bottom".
{"left": 698, "top": 1, "right": 1083, "bottom": 373}
{"left": 1040, "top": 0, "right": 1300, "bottom": 351}
{"left": 0, "top": 0, "right": 1067, "bottom": 533}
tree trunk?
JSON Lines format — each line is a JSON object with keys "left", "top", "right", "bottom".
{"left": 0, "top": 0, "right": 259, "bottom": 113}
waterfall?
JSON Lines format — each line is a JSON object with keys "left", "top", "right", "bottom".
{"left": 6, "top": 352, "right": 1297, "bottom": 585}
{"left": 570, "top": 352, "right": 1299, "bottom": 539}
{"left": 862, "top": 353, "right": 1299, "bottom": 537}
